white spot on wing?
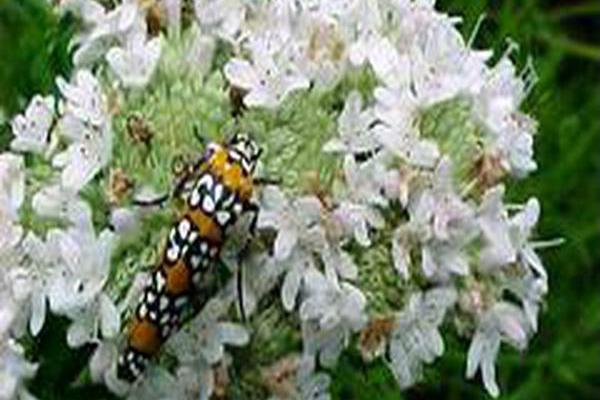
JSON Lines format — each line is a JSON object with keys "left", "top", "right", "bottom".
{"left": 216, "top": 211, "right": 230, "bottom": 226}
{"left": 178, "top": 219, "right": 191, "bottom": 238}
{"left": 202, "top": 195, "right": 215, "bottom": 213}
{"left": 159, "top": 296, "right": 169, "bottom": 311}
{"left": 155, "top": 272, "right": 166, "bottom": 291}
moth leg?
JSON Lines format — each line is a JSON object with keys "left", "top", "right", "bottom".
{"left": 254, "top": 176, "right": 281, "bottom": 186}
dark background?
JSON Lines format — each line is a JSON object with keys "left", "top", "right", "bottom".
{"left": 1, "top": 0, "right": 598, "bottom": 399}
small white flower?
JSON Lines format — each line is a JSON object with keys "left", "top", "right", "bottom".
{"left": 324, "top": 91, "right": 379, "bottom": 155}
{"left": 194, "top": 0, "right": 248, "bottom": 43}
{"left": 10, "top": 95, "right": 55, "bottom": 154}
{"left": 106, "top": 32, "right": 162, "bottom": 88}
{"left": 367, "top": 36, "right": 411, "bottom": 89}
{"left": 7, "top": 232, "right": 62, "bottom": 337}
{"left": 477, "top": 186, "right": 545, "bottom": 276}
{"left": 89, "top": 340, "right": 129, "bottom": 396}
{"left": 258, "top": 186, "right": 323, "bottom": 262}
{"left": 404, "top": 158, "right": 476, "bottom": 279}
{"left": 0, "top": 153, "right": 25, "bottom": 250}
{"left": 57, "top": 0, "right": 107, "bottom": 25}
{"left": 477, "top": 185, "right": 515, "bottom": 269}
{"left": 474, "top": 57, "right": 538, "bottom": 177}
{"left": 388, "top": 287, "right": 456, "bottom": 388}
{"left": 224, "top": 55, "right": 310, "bottom": 108}
{"left": 258, "top": 186, "right": 325, "bottom": 310}
{"left": 224, "top": 21, "right": 309, "bottom": 107}
{"left": 72, "top": 0, "right": 142, "bottom": 66}
{"left": 466, "top": 302, "right": 531, "bottom": 398}
{"left": 372, "top": 87, "right": 440, "bottom": 168}
{"left": 294, "top": 13, "right": 349, "bottom": 88}
{"left": 32, "top": 184, "right": 94, "bottom": 231}
{"left": 408, "top": 21, "right": 489, "bottom": 106}
{"left": 300, "top": 269, "right": 367, "bottom": 367}
{"left": 45, "top": 222, "right": 116, "bottom": 347}
{"left": 0, "top": 339, "right": 38, "bottom": 400}
{"left": 391, "top": 227, "right": 411, "bottom": 279}
{"left": 54, "top": 70, "right": 112, "bottom": 191}
{"left": 0, "top": 269, "right": 24, "bottom": 339}
{"left": 510, "top": 197, "right": 546, "bottom": 280}
{"left": 331, "top": 156, "right": 386, "bottom": 246}
{"left": 56, "top": 69, "right": 107, "bottom": 126}
{"left": 126, "top": 365, "right": 190, "bottom": 400}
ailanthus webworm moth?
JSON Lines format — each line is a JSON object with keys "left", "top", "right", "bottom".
{"left": 117, "top": 133, "right": 262, "bottom": 382}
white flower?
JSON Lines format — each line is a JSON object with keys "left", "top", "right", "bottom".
{"left": 367, "top": 36, "right": 411, "bottom": 89}
{"left": 48, "top": 226, "right": 113, "bottom": 314}
{"left": 258, "top": 186, "right": 323, "bottom": 262}
{"left": 106, "top": 32, "right": 162, "bottom": 88}
{"left": 57, "top": 69, "right": 107, "bottom": 126}
{"left": 473, "top": 57, "right": 537, "bottom": 177}
{"left": 170, "top": 312, "right": 249, "bottom": 366}
{"left": 257, "top": 186, "right": 324, "bottom": 310}
{"left": 477, "top": 185, "right": 515, "bottom": 269}
{"left": 89, "top": 340, "right": 129, "bottom": 396}
{"left": 0, "top": 340, "right": 38, "bottom": 400}
{"left": 57, "top": 0, "right": 106, "bottom": 25}
{"left": 224, "top": 55, "right": 310, "bottom": 108}
{"left": 300, "top": 269, "right": 367, "bottom": 367}
{"left": 7, "top": 232, "right": 63, "bottom": 337}
{"left": 477, "top": 185, "right": 545, "bottom": 276}
{"left": 388, "top": 287, "right": 456, "bottom": 388}
{"left": 10, "top": 95, "right": 55, "bottom": 154}
{"left": 32, "top": 184, "right": 94, "bottom": 231}
{"left": 194, "top": 0, "right": 248, "bottom": 43}
{"left": 0, "top": 268, "right": 24, "bottom": 339}
{"left": 293, "top": 12, "right": 349, "bottom": 88}
{"left": 224, "top": 25, "right": 310, "bottom": 108}
{"left": 408, "top": 20, "right": 489, "bottom": 106}
{"left": 402, "top": 158, "right": 476, "bottom": 279}
{"left": 391, "top": 226, "right": 411, "bottom": 280}
{"left": 298, "top": 370, "right": 331, "bottom": 400}
{"left": 331, "top": 156, "right": 386, "bottom": 246}
{"left": 466, "top": 302, "right": 531, "bottom": 398}
{"left": 510, "top": 197, "right": 546, "bottom": 279}
{"left": 323, "top": 91, "right": 379, "bottom": 156}
{"left": 72, "top": 0, "right": 143, "bottom": 66}
{"left": 54, "top": 70, "right": 112, "bottom": 191}
{"left": 45, "top": 224, "right": 117, "bottom": 347}
{"left": 0, "top": 153, "right": 25, "bottom": 250}
{"left": 126, "top": 366, "right": 191, "bottom": 400}
{"left": 372, "top": 87, "right": 440, "bottom": 168}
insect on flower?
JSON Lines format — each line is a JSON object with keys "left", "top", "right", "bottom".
{"left": 117, "top": 133, "right": 263, "bottom": 382}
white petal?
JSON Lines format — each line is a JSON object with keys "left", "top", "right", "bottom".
{"left": 29, "top": 290, "right": 46, "bottom": 336}
{"left": 217, "top": 322, "right": 249, "bottom": 346}
{"left": 224, "top": 58, "right": 259, "bottom": 90}
{"left": 392, "top": 234, "right": 410, "bottom": 280}
{"left": 281, "top": 265, "right": 302, "bottom": 311}
{"left": 67, "top": 319, "right": 93, "bottom": 348}
{"left": 100, "top": 294, "right": 120, "bottom": 338}
{"left": 274, "top": 228, "right": 298, "bottom": 261}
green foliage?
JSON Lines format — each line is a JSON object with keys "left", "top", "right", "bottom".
{"left": 0, "top": 0, "right": 74, "bottom": 115}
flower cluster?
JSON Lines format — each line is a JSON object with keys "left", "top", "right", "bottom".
{"left": 1, "top": 0, "right": 554, "bottom": 399}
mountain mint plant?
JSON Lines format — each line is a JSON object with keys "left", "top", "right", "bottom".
{"left": 1, "top": 0, "right": 556, "bottom": 399}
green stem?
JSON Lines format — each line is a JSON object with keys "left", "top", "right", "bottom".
{"left": 537, "top": 33, "right": 600, "bottom": 62}
{"left": 550, "top": 2, "right": 600, "bottom": 20}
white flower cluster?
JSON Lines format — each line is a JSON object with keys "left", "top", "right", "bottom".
{"left": 1, "top": 69, "right": 117, "bottom": 399}
{"left": 1, "top": 0, "right": 552, "bottom": 399}
{"left": 60, "top": 0, "right": 162, "bottom": 88}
